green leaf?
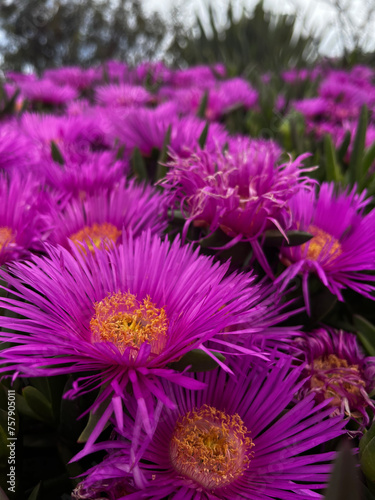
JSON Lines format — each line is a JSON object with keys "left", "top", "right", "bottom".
{"left": 349, "top": 104, "right": 368, "bottom": 185}
{"left": 131, "top": 147, "right": 147, "bottom": 182}
{"left": 77, "top": 392, "right": 112, "bottom": 443}
{"left": 309, "top": 285, "right": 337, "bottom": 324}
{"left": 324, "top": 134, "right": 343, "bottom": 182}
{"left": 156, "top": 125, "right": 172, "bottom": 180}
{"left": 198, "top": 122, "right": 210, "bottom": 149}
{"left": 361, "top": 422, "right": 375, "bottom": 481}
{"left": 263, "top": 229, "right": 313, "bottom": 247}
{"left": 15, "top": 393, "right": 41, "bottom": 421}
{"left": 325, "top": 440, "right": 360, "bottom": 500}
{"left": 22, "top": 386, "right": 54, "bottom": 426}
{"left": 337, "top": 130, "right": 351, "bottom": 164}
{"left": 168, "top": 349, "right": 225, "bottom": 372}
{"left": 1, "top": 89, "right": 20, "bottom": 116}
{"left": 359, "top": 141, "right": 375, "bottom": 189}
{"left": 27, "top": 483, "right": 42, "bottom": 500}
{"left": 199, "top": 228, "right": 232, "bottom": 249}
{"left": 115, "top": 144, "right": 125, "bottom": 161}
{"left": 50, "top": 140, "right": 65, "bottom": 165}
{"left": 197, "top": 90, "right": 208, "bottom": 119}
{"left": 353, "top": 315, "right": 375, "bottom": 357}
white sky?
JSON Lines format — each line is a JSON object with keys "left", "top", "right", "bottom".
{"left": 141, "top": 0, "right": 375, "bottom": 57}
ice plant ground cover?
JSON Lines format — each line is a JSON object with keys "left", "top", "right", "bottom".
{"left": 0, "top": 62, "right": 375, "bottom": 499}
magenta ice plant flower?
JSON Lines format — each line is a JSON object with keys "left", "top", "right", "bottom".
{"left": 18, "top": 78, "right": 79, "bottom": 105}
{"left": 109, "top": 106, "right": 228, "bottom": 158}
{"left": 20, "top": 112, "right": 110, "bottom": 163}
{"left": 162, "top": 138, "right": 314, "bottom": 273}
{"left": 75, "top": 354, "right": 345, "bottom": 499}
{"left": 38, "top": 151, "right": 128, "bottom": 200}
{"left": 277, "top": 183, "right": 375, "bottom": 311}
{"left": 294, "top": 328, "right": 375, "bottom": 430}
{"left": 159, "top": 77, "right": 258, "bottom": 120}
{"left": 49, "top": 179, "right": 168, "bottom": 249}
{"left": 0, "top": 170, "right": 53, "bottom": 264}
{"left": 43, "top": 66, "right": 99, "bottom": 90}
{"left": 95, "top": 84, "right": 154, "bottom": 108}
{"left": 0, "top": 123, "right": 38, "bottom": 172}
{"left": 0, "top": 231, "right": 284, "bottom": 452}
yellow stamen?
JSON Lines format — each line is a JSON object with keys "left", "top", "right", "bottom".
{"left": 302, "top": 225, "right": 342, "bottom": 263}
{"left": 0, "top": 227, "right": 14, "bottom": 251}
{"left": 311, "top": 354, "right": 365, "bottom": 411}
{"left": 69, "top": 222, "right": 121, "bottom": 254}
{"left": 90, "top": 292, "right": 168, "bottom": 355}
{"left": 170, "top": 404, "right": 254, "bottom": 490}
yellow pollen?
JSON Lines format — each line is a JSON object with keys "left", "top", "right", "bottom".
{"left": 311, "top": 354, "right": 365, "bottom": 410}
{"left": 170, "top": 404, "right": 254, "bottom": 490}
{"left": 69, "top": 222, "right": 121, "bottom": 254}
{"left": 90, "top": 292, "right": 168, "bottom": 355}
{"left": 301, "top": 225, "right": 342, "bottom": 263}
{"left": 0, "top": 227, "right": 14, "bottom": 251}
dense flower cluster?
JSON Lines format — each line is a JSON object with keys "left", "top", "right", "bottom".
{"left": 0, "top": 60, "right": 375, "bottom": 499}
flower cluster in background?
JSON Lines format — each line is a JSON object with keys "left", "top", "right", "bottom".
{"left": 0, "top": 60, "right": 375, "bottom": 499}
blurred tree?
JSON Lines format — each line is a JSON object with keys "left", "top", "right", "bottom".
{"left": 0, "top": 0, "right": 171, "bottom": 72}
{"left": 168, "top": 2, "right": 321, "bottom": 78}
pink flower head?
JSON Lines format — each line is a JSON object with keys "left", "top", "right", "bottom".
{"left": 160, "top": 78, "right": 258, "bottom": 120}
{"left": 0, "top": 232, "right": 283, "bottom": 454}
{"left": 18, "top": 78, "right": 79, "bottom": 105}
{"left": 95, "top": 84, "right": 153, "bottom": 108}
{"left": 0, "top": 123, "right": 38, "bottom": 172}
{"left": 163, "top": 140, "right": 313, "bottom": 242}
{"left": 50, "top": 179, "right": 168, "bottom": 249}
{"left": 44, "top": 66, "right": 99, "bottom": 90}
{"left": 277, "top": 183, "right": 375, "bottom": 312}
{"left": 75, "top": 354, "right": 345, "bottom": 499}
{"left": 38, "top": 151, "right": 128, "bottom": 200}
{"left": 0, "top": 170, "right": 53, "bottom": 264}
{"left": 109, "top": 106, "right": 228, "bottom": 158}
{"left": 20, "top": 112, "right": 110, "bottom": 162}
{"left": 294, "top": 328, "right": 375, "bottom": 430}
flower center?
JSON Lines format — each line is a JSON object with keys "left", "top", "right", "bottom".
{"left": 69, "top": 222, "right": 121, "bottom": 254}
{"left": 90, "top": 292, "right": 168, "bottom": 355}
{"left": 0, "top": 227, "right": 14, "bottom": 251}
{"left": 302, "top": 225, "right": 342, "bottom": 263}
{"left": 311, "top": 354, "right": 366, "bottom": 411}
{"left": 170, "top": 404, "right": 254, "bottom": 490}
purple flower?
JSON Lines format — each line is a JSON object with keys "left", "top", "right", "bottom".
{"left": 159, "top": 78, "right": 258, "bottom": 120}
{"left": 0, "top": 123, "right": 38, "bottom": 172}
{"left": 95, "top": 84, "right": 153, "bottom": 108}
{"left": 109, "top": 106, "right": 228, "bottom": 158}
{"left": 163, "top": 139, "right": 313, "bottom": 244}
{"left": 168, "top": 65, "right": 222, "bottom": 88}
{"left": 0, "top": 170, "right": 52, "bottom": 264}
{"left": 43, "top": 66, "right": 99, "bottom": 90}
{"left": 38, "top": 151, "right": 128, "bottom": 200}
{"left": 49, "top": 180, "right": 168, "bottom": 249}
{"left": 76, "top": 355, "right": 345, "bottom": 499}
{"left": 20, "top": 112, "right": 110, "bottom": 162}
{"left": 277, "top": 183, "right": 375, "bottom": 311}
{"left": 18, "top": 78, "right": 79, "bottom": 105}
{"left": 294, "top": 328, "right": 375, "bottom": 430}
{"left": 0, "top": 232, "right": 278, "bottom": 452}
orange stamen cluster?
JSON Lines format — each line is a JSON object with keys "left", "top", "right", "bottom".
{"left": 302, "top": 225, "right": 342, "bottom": 263}
{"left": 311, "top": 354, "right": 366, "bottom": 415}
{"left": 70, "top": 222, "right": 121, "bottom": 254}
{"left": 90, "top": 292, "right": 168, "bottom": 355}
{"left": 170, "top": 404, "right": 254, "bottom": 490}
{"left": 0, "top": 227, "right": 14, "bottom": 251}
